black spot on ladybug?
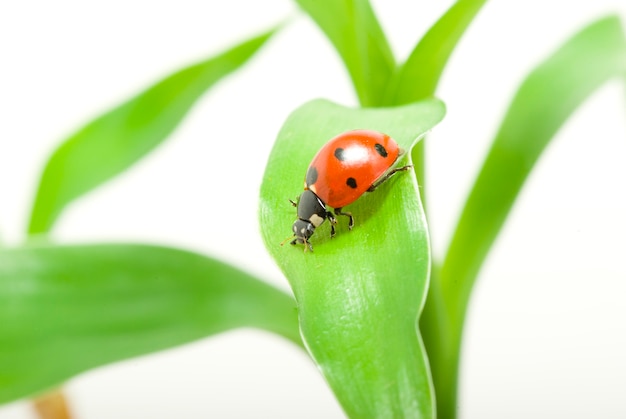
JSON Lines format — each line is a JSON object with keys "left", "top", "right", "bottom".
{"left": 346, "top": 177, "right": 357, "bottom": 189}
{"left": 306, "top": 166, "right": 318, "bottom": 186}
{"left": 334, "top": 148, "right": 346, "bottom": 161}
{"left": 375, "top": 143, "right": 388, "bottom": 158}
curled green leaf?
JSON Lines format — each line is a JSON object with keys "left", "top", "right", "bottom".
{"left": 259, "top": 99, "right": 445, "bottom": 418}
{"left": 28, "top": 26, "right": 279, "bottom": 235}
{"left": 0, "top": 243, "right": 299, "bottom": 404}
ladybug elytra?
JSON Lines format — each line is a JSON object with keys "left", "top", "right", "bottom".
{"left": 288, "top": 129, "right": 412, "bottom": 251}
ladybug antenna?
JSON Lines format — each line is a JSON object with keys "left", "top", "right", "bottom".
{"left": 280, "top": 235, "right": 295, "bottom": 247}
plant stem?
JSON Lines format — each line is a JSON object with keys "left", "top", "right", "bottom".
{"left": 420, "top": 269, "right": 461, "bottom": 419}
{"left": 411, "top": 141, "right": 427, "bottom": 207}
{"left": 33, "top": 389, "right": 72, "bottom": 419}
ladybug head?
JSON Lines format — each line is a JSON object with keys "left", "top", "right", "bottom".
{"left": 291, "top": 219, "right": 315, "bottom": 250}
{"left": 289, "top": 190, "right": 330, "bottom": 251}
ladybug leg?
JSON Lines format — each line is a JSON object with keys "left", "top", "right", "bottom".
{"left": 367, "top": 164, "right": 413, "bottom": 192}
{"left": 289, "top": 237, "right": 312, "bottom": 251}
{"left": 285, "top": 233, "right": 313, "bottom": 252}
{"left": 334, "top": 207, "right": 354, "bottom": 230}
{"left": 326, "top": 211, "right": 337, "bottom": 238}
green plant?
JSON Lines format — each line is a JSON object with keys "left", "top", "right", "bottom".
{"left": 1, "top": 2, "right": 625, "bottom": 418}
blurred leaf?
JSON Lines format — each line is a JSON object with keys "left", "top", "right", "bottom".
{"left": 294, "top": 0, "right": 395, "bottom": 106}
{"left": 0, "top": 243, "right": 300, "bottom": 404}
{"left": 441, "top": 14, "right": 626, "bottom": 318}
{"left": 385, "top": 0, "right": 488, "bottom": 105}
{"left": 259, "top": 99, "right": 445, "bottom": 418}
{"left": 420, "top": 15, "right": 626, "bottom": 419}
{"left": 28, "top": 26, "right": 279, "bottom": 235}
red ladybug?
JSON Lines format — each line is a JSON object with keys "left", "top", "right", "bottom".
{"left": 289, "top": 129, "right": 412, "bottom": 251}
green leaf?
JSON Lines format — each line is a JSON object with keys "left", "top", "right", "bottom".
{"left": 442, "top": 14, "right": 626, "bottom": 323}
{"left": 383, "top": 0, "right": 487, "bottom": 205}
{"left": 385, "top": 0, "right": 488, "bottom": 105}
{"left": 420, "top": 15, "right": 626, "bottom": 419}
{"left": 294, "top": 0, "right": 395, "bottom": 106}
{"left": 0, "top": 243, "right": 300, "bottom": 404}
{"left": 28, "top": 26, "right": 279, "bottom": 235}
{"left": 259, "top": 99, "right": 445, "bottom": 418}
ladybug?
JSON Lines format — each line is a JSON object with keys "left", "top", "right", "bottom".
{"left": 288, "top": 129, "right": 412, "bottom": 251}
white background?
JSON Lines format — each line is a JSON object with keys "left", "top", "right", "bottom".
{"left": 1, "top": 1, "right": 625, "bottom": 418}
